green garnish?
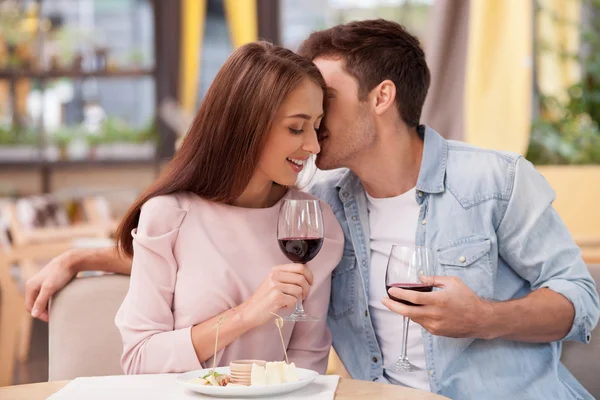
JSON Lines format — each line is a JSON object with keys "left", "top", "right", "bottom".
{"left": 202, "top": 371, "right": 223, "bottom": 380}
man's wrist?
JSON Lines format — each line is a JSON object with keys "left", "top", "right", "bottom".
{"left": 477, "top": 299, "right": 514, "bottom": 340}
{"left": 62, "top": 248, "right": 85, "bottom": 275}
{"left": 477, "top": 300, "right": 500, "bottom": 340}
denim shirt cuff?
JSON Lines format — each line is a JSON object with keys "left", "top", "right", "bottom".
{"left": 541, "top": 279, "right": 592, "bottom": 343}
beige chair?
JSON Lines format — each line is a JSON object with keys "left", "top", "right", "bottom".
{"left": 561, "top": 264, "right": 600, "bottom": 399}
{"left": 0, "top": 195, "right": 115, "bottom": 386}
{"left": 48, "top": 267, "right": 600, "bottom": 397}
{"left": 48, "top": 274, "right": 129, "bottom": 380}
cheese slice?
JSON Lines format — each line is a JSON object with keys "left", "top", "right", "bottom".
{"left": 250, "top": 363, "right": 266, "bottom": 385}
{"left": 250, "top": 362, "right": 300, "bottom": 385}
{"left": 265, "top": 362, "right": 284, "bottom": 385}
{"left": 283, "top": 362, "right": 299, "bottom": 383}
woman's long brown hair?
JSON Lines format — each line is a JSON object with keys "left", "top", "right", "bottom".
{"left": 116, "top": 42, "right": 326, "bottom": 257}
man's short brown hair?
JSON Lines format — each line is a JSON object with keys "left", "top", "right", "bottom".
{"left": 298, "top": 19, "right": 430, "bottom": 128}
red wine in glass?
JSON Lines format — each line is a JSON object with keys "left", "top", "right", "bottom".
{"left": 386, "top": 283, "right": 433, "bottom": 306}
{"left": 278, "top": 237, "right": 324, "bottom": 263}
{"left": 385, "top": 246, "right": 435, "bottom": 372}
{"left": 277, "top": 199, "right": 324, "bottom": 322}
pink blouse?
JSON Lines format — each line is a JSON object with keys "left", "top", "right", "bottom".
{"left": 115, "top": 190, "right": 344, "bottom": 375}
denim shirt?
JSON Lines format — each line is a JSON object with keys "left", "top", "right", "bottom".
{"left": 310, "top": 126, "right": 599, "bottom": 400}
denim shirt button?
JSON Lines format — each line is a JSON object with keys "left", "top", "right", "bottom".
{"left": 351, "top": 215, "right": 358, "bottom": 221}
{"left": 364, "top": 310, "right": 368, "bottom": 317}
{"left": 372, "top": 357, "right": 378, "bottom": 363}
{"left": 459, "top": 256, "right": 466, "bottom": 263}
{"left": 429, "top": 369, "right": 434, "bottom": 376}
{"left": 421, "top": 219, "right": 427, "bottom": 225}
{"left": 418, "top": 191, "right": 423, "bottom": 198}
{"left": 362, "top": 260, "right": 367, "bottom": 266}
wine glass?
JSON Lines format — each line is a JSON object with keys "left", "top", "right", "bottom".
{"left": 277, "top": 199, "right": 324, "bottom": 322}
{"left": 385, "top": 246, "right": 435, "bottom": 372}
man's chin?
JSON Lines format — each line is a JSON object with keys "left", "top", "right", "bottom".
{"left": 315, "top": 155, "right": 336, "bottom": 171}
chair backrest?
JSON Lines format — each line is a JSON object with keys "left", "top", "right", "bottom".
{"left": 561, "top": 264, "right": 600, "bottom": 399}
{"left": 48, "top": 274, "right": 130, "bottom": 380}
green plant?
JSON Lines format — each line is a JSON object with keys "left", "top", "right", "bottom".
{"left": 128, "top": 49, "right": 145, "bottom": 66}
{"left": 527, "top": 0, "right": 600, "bottom": 165}
{"left": 0, "top": 125, "right": 38, "bottom": 146}
{"left": 100, "top": 117, "right": 157, "bottom": 144}
{"left": 51, "top": 126, "right": 81, "bottom": 147}
{"left": 137, "top": 119, "right": 159, "bottom": 143}
{"left": 85, "top": 134, "right": 102, "bottom": 148}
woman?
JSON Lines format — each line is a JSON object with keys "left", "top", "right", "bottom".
{"left": 114, "top": 42, "right": 344, "bottom": 375}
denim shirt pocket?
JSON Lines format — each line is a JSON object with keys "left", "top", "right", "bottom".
{"left": 437, "top": 236, "right": 494, "bottom": 299}
{"left": 329, "top": 254, "right": 357, "bottom": 319}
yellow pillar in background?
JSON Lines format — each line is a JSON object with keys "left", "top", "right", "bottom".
{"left": 179, "top": 0, "right": 206, "bottom": 115}
{"left": 224, "top": 0, "right": 258, "bottom": 48}
{"left": 537, "top": 0, "right": 581, "bottom": 111}
{"left": 464, "top": 1, "right": 533, "bottom": 154}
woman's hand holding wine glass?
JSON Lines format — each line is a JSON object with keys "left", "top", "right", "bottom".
{"left": 242, "top": 263, "right": 314, "bottom": 327}
{"left": 277, "top": 199, "right": 324, "bottom": 322}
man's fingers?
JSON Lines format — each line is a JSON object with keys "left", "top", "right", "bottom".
{"left": 24, "top": 280, "right": 40, "bottom": 313}
{"left": 381, "top": 297, "right": 433, "bottom": 319}
{"left": 38, "top": 310, "right": 49, "bottom": 323}
{"left": 421, "top": 275, "right": 457, "bottom": 288}
{"left": 388, "top": 287, "right": 436, "bottom": 306}
{"left": 31, "top": 286, "right": 52, "bottom": 319}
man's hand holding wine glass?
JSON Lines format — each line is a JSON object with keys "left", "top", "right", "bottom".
{"left": 382, "top": 274, "right": 493, "bottom": 339}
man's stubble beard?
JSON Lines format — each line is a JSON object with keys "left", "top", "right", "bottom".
{"left": 317, "top": 115, "right": 375, "bottom": 171}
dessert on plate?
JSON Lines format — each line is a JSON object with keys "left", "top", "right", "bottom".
{"left": 189, "top": 360, "right": 299, "bottom": 387}
{"left": 188, "top": 312, "right": 302, "bottom": 387}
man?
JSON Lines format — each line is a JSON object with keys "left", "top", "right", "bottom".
{"left": 26, "top": 19, "right": 598, "bottom": 399}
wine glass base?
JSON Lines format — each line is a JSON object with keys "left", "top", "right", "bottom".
{"left": 282, "top": 312, "right": 320, "bottom": 322}
{"left": 385, "top": 359, "right": 421, "bottom": 373}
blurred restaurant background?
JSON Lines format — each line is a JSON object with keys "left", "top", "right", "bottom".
{"left": 0, "top": 0, "right": 598, "bottom": 391}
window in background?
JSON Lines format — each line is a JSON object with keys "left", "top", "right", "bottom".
{"left": 0, "top": 0, "right": 157, "bottom": 169}
{"left": 281, "top": 0, "right": 433, "bottom": 51}
{"left": 198, "top": 0, "right": 232, "bottom": 102}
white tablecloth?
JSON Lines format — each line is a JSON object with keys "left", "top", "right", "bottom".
{"left": 47, "top": 374, "right": 340, "bottom": 400}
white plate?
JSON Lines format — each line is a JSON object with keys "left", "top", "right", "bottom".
{"left": 177, "top": 366, "right": 319, "bottom": 398}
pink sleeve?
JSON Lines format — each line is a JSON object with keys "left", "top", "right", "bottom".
{"left": 287, "top": 200, "right": 343, "bottom": 373}
{"left": 115, "top": 195, "right": 202, "bottom": 374}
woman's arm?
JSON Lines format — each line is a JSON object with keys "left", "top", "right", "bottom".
{"left": 116, "top": 195, "right": 311, "bottom": 374}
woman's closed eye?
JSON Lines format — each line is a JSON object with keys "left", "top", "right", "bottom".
{"left": 289, "top": 127, "right": 304, "bottom": 135}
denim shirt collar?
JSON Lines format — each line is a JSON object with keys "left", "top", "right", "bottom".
{"left": 416, "top": 125, "right": 448, "bottom": 194}
{"left": 334, "top": 125, "right": 448, "bottom": 195}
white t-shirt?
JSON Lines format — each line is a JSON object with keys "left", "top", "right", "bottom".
{"left": 366, "top": 187, "right": 430, "bottom": 391}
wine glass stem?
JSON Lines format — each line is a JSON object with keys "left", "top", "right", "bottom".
{"left": 400, "top": 316, "right": 410, "bottom": 361}
{"left": 294, "top": 299, "right": 305, "bottom": 315}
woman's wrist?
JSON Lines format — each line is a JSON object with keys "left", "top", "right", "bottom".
{"left": 237, "top": 299, "right": 262, "bottom": 331}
